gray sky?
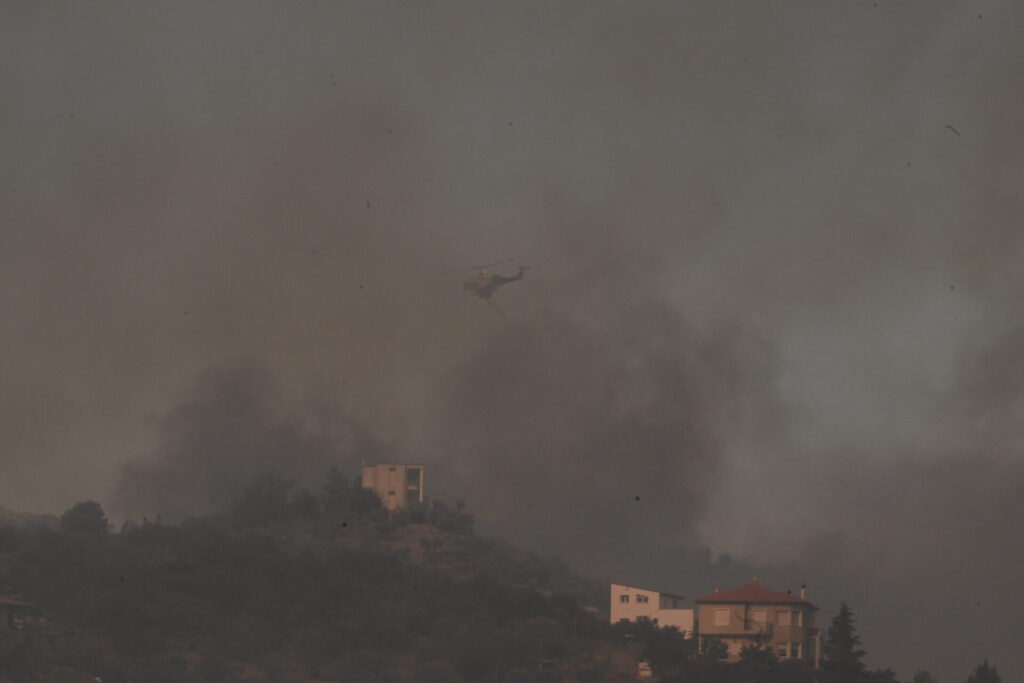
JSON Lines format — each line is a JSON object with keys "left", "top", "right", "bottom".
{"left": 3, "top": 2, "right": 1023, "bottom": 680}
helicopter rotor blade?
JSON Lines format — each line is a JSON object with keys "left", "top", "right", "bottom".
{"left": 474, "top": 258, "right": 514, "bottom": 269}
{"left": 435, "top": 265, "right": 480, "bottom": 275}
{"left": 436, "top": 258, "right": 517, "bottom": 275}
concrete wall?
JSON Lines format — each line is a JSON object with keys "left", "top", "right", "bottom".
{"left": 610, "top": 584, "right": 694, "bottom": 636}
{"left": 361, "top": 464, "right": 424, "bottom": 511}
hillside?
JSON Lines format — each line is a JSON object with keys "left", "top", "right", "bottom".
{"left": 0, "top": 506, "right": 58, "bottom": 531}
{"left": 0, "top": 473, "right": 634, "bottom": 683}
{"left": 0, "top": 471, "right": 899, "bottom": 683}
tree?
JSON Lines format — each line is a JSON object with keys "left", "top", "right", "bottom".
{"left": 322, "top": 467, "right": 381, "bottom": 516}
{"left": 823, "top": 601, "right": 866, "bottom": 675}
{"left": 60, "top": 500, "right": 109, "bottom": 539}
{"left": 738, "top": 643, "right": 778, "bottom": 666}
{"left": 322, "top": 467, "right": 354, "bottom": 513}
{"left": 427, "top": 500, "right": 474, "bottom": 534}
{"left": 912, "top": 671, "right": 938, "bottom": 683}
{"left": 699, "top": 635, "right": 729, "bottom": 661}
{"left": 229, "top": 471, "right": 293, "bottom": 527}
{"left": 737, "top": 643, "right": 780, "bottom": 682}
{"left": 640, "top": 624, "right": 688, "bottom": 675}
{"left": 964, "top": 661, "right": 1000, "bottom": 683}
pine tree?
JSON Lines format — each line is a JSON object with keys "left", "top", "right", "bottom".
{"left": 823, "top": 601, "right": 866, "bottom": 675}
{"left": 59, "top": 500, "right": 109, "bottom": 539}
{"left": 964, "top": 661, "right": 1000, "bottom": 683}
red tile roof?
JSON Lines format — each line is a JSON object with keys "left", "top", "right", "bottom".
{"left": 695, "top": 582, "right": 815, "bottom": 608}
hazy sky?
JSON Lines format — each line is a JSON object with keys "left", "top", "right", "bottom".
{"left": 3, "top": 2, "right": 1023, "bottom": 680}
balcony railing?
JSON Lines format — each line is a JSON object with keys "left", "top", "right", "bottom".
{"left": 714, "top": 622, "right": 774, "bottom": 636}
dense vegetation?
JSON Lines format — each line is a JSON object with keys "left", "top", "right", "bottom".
{"left": 0, "top": 471, "right": 1001, "bottom": 683}
{"left": 0, "top": 471, "right": 615, "bottom": 683}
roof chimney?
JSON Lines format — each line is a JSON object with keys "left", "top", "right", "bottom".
{"left": 752, "top": 576, "right": 758, "bottom": 584}
{"left": 800, "top": 584, "right": 806, "bottom": 600}
{"left": 714, "top": 586, "right": 719, "bottom": 593}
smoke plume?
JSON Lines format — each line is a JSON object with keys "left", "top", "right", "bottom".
{"left": 5, "top": 2, "right": 1024, "bottom": 680}
{"left": 111, "top": 363, "right": 379, "bottom": 520}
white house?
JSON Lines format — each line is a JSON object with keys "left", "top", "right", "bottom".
{"left": 610, "top": 583, "right": 694, "bottom": 637}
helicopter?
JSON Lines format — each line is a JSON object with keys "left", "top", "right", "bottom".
{"left": 462, "top": 264, "right": 528, "bottom": 299}
{"left": 440, "top": 259, "right": 530, "bottom": 317}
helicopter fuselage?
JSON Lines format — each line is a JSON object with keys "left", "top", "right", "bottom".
{"left": 463, "top": 266, "right": 525, "bottom": 299}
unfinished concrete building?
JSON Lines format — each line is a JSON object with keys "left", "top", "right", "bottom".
{"left": 361, "top": 463, "right": 425, "bottom": 512}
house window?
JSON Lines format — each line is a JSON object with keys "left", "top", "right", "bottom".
{"left": 796, "top": 611, "right": 803, "bottom": 626}
{"left": 777, "top": 645, "right": 788, "bottom": 658}
{"left": 619, "top": 595, "right": 630, "bottom": 603}
{"left": 637, "top": 594, "right": 649, "bottom": 603}
{"left": 713, "top": 609, "right": 729, "bottom": 626}
{"left": 388, "top": 467, "right": 396, "bottom": 472}
{"left": 387, "top": 490, "right": 395, "bottom": 496}
{"left": 751, "top": 609, "right": 767, "bottom": 629}
{"left": 791, "top": 643, "right": 801, "bottom": 658}
{"left": 778, "top": 610, "right": 791, "bottom": 626}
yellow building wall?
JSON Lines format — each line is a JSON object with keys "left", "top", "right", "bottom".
{"left": 697, "top": 602, "right": 816, "bottom": 663}
{"left": 361, "top": 464, "right": 424, "bottom": 511}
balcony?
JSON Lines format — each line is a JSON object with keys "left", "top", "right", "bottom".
{"left": 715, "top": 622, "right": 774, "bottom": 637}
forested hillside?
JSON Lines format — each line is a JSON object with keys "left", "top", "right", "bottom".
{"left": 0, "top": 471, "right": 986, "bottom": 683}
{"left": 0, "top": 471, "right": 625, "bottom": 683}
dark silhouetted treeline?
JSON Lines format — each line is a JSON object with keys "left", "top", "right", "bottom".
{"left": 0, "top": 470, "right": 616, "bottom": 683}
{"left": 0, "top": 471, "right": 1000, "bottom": 683}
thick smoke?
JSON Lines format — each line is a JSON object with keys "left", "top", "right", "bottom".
{"left": 5, "top": 2, "right": 1024, "bottom": 681}
{"left": 433, "top": 303, "right": 783, "bottom": 573}
{"left": 750, "top": 324, "right": 1024, "bottom": 680}
{"left": 111, "top": 363, "right": 381, "bottom": 521}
